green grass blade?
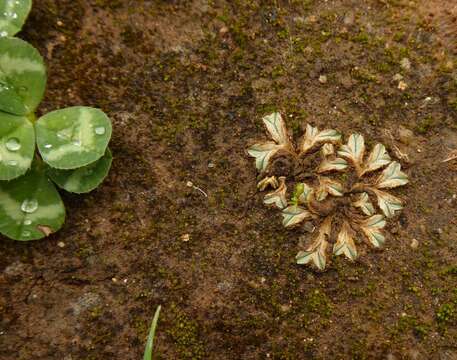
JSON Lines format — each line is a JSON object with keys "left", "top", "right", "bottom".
{"left": 144, "top": 305, "right": 161, "bottom": 360}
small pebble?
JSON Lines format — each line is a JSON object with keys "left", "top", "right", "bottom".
{"left": 410, "top": 238, "right": 419, "bottom": 249}
{"left": 319, "top": 75, "right": 327, "bottom": 84}
{"left": 181, "top": 233, "right": 190, "bottom": 242}
{"left": 343, "top": 12, "right": 355, "bottom": 26}
{"left": 305, "top": 15, "right": 318, "bottom": 23}
{"left": 400, "top": 57, "right": 411, "bottom": 71}
{"left": 57, "top": 241, "right": 66, "bottom": 248}
{"left": 398, "top": 125, "right": 414, "bottom": 145}
{"left": 186, "top": 181, "right": 193, "bottom": 187}
{"left": 398, "top": 80, "right": 408, "bottom": 91}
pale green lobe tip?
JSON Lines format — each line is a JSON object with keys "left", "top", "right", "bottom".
{"left": 43, "top": 108, "right": 96, "bottom": 162}
{"left": 47, "top": 148, "right": 113, "bottom": 194}
{"left": 0, "top": 19, "right": 9, "bottom": 32}
{"left": 0, "top": 52, "right": 44, "bottom": 74}
{"left": 0, "top": 163, "right": 65, "bottom": 241}
{"left": 0, "top": 37, "right": 46, "bottom": 116}
{"left": 0, "top": 111, "right": 35, "bottom": 181}
{"left": 0, "top": 0, "right": 32, "bottom": 37}
{"left": 36, "top": 106, "right": 112, "bottom": 169}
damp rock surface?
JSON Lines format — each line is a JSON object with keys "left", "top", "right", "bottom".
{"left": 0, "top": 0, "right": 456, "bottom": 359}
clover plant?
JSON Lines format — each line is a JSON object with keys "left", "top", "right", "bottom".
{"left": 0, "top": 4, "right": 112, "bottom": 241}
{"left": 248, "top": 113, "right": 409, "bottom": 270}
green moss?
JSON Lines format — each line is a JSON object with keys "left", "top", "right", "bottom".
{"left": 271, "top": 65, "right": 286, "bottom": 79}
{"left": 352, "top": 32, "right": 370, "bottom": 44}
{"left": 76, "top": 245, "right": 95, "bottom": 258}
{"left": 167, "top": 305, "right": 206, "bottom": 359}
{"left": 441, "top": 266, "right": 457, "bottom": 276}
{"left": 393, "top": 31, "right": 406, "bottom": 42}
{"left": 133, "top": 316, "right": 149, "bottom": 339}
{"left": 394, "top": 315, "right": 429, "bottom": 339}
{"left": 94, "top": 0, "right": 124, "bottom": 9}
{"left": 373, "top": 61, "right": 392, "bottom": 73}
{"left": 89, "top": 306, "right": 104, "bottom": 320}
{"left": 436, "top": 303, "right": 456, "bottom": 325}
{"left": 306, "top": 289, "right": 333, "bottom": 317}
{"left": 351, "top": 67, "right": 379, "bottom": 83}
{"left": 415, "top": 116, "right": 435, "bottom": 134}
{"left": 449, "top": 99, "right": 457, "bottom": 112}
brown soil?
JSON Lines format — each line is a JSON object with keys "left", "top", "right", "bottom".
{"left": 1, "top": 0, "right": 457, "bottom": 359}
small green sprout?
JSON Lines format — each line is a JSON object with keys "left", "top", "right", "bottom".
{"left": 248, "top": 112, "right": 409, "bottom": 270}
{"left": 0, "top": 4, "right": 113, "bottom": 241}
{"left": 144, "top": 305, "right": 161, "bottom": 360}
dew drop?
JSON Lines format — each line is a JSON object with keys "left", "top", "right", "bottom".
{"left": 57, "top": 128, "right": 72, "bottom": 140}
{"left": 4, "top": 11, "right": 17, "bottom": 19}
{"left": 0, "top": 82, "right": 10, "bottom": 91}
{"left": 24, "top": 219, "right": 32, "bottom": 225}
{"left": 0, "top": 31, "right": 7, "bottom": 37}
{"left": 21, "top": 199, "right": 38, "bottom": 214}
{"left": 8, "top": 160, "right": 17, "bottom": 166}
{"left": 22, "top": 230, "right": 31, "bottom": 238}
{"left": 73, "top": 139, "right": 81, "bottom": 147}
{"left": 94, "top": 126, "right": 106, "bottom": 135}
{"left": 44, "top": 144, "right": 53, "bottom": 149}
{"left": 6, "top": 137, "right": 21, "bottom": 151}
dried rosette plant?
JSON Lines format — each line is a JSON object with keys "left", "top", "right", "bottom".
{"left": 247, "top": 113, "right": 409, "bottom": 270}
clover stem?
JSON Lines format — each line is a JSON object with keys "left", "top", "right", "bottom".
{"left": 26, "top": 112, "right": 37, "bottom": 124}
{"left": 33, "top": 153, "right": 44, "bottom": 168}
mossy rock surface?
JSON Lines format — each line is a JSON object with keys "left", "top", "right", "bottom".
{"left": 1, "top": 0, "right": 457, "bottom": 359}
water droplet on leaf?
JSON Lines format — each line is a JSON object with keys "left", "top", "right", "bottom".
{"left": 95, "top": 126, "right": 106, "bottom": 135}
{"left": 0, "top": 82, "right": 10, "bottom": 91}
{"left": 6, "top": 138, "right": 21, "bottom": 151}
{"left": 44, "top": 144, "right": 52, "bottom": 149}
{"left": 21, "top": 199, "right": 38, "bottom": 214}
{"left": 57, "top": 128, "right": 72, "bottom": 140}
{"left": 24, "top": 219, "right": 32, "bottom": 225}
